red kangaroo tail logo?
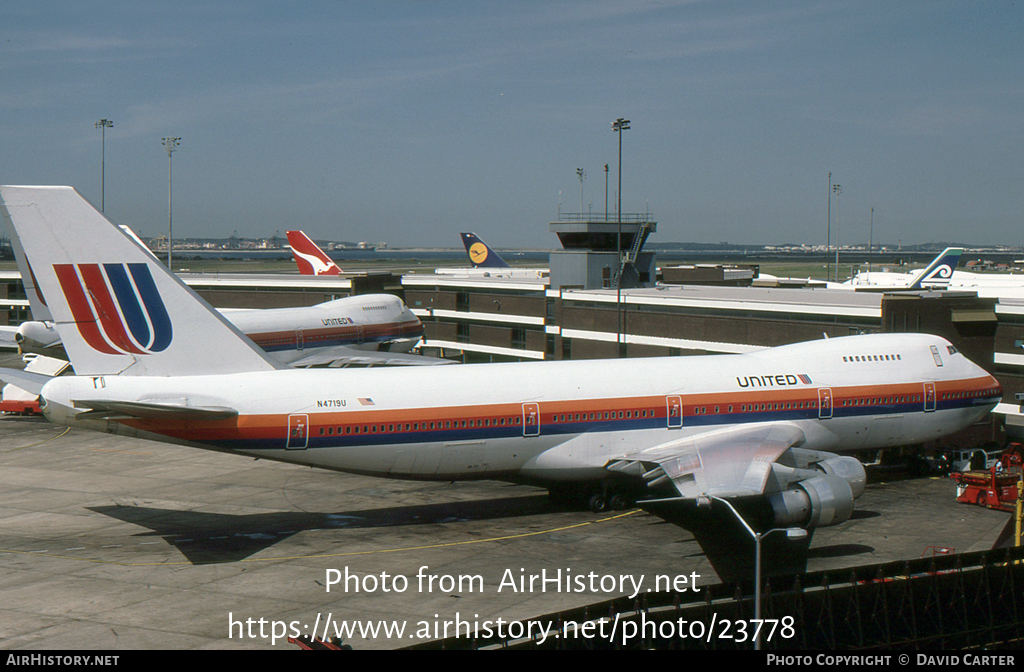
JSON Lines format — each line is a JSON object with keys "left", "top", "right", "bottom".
{"left": 54, "top": 263, "right": 173, "bottom": 355}
{"left": 286, "top": 231, "right": 341, "bottom": 275}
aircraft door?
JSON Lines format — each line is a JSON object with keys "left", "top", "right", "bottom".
{"left": 523, "top": 403, "right": 540, "bottom": 436}
{"left": 924, "top": 382, "right": 936, "bottom": 412}
{"left": 356, "top": 325, "right": 365, "bottom": 345}
{"left": 666, "top": 395, "right": 683, "bottom": 428}
{"left": 287, "top": 414, "right": 309, "bottom": 449}
{"left": 817, "top": 388, "right": 833, "bottom": 419}
{"left": 296, "top": 330, "right": 304, "bottom": 350}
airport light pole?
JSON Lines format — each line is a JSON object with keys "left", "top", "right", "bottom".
{"left": 162, "top": 137, "right": 181, "bottom": 268}
{"left": 832, "top": 184, "right": 842, "bottom": 281}
{"left": 702, "top": 495, "right": 807, "bottom": 651}
{"left": 868, "top": 207, "right": 874, "bottom": 272}
{"left": 95, "top": 119, "right": 113, "bottom": 212}
{"left": 826, "top": 171, "right": 831, "bottom": 282}
{"left": 604, "top": 164, "right": 609, "bottom": 221}
{"left": 576, "top": 168, "right": 585, "bottom": 215}
{"left": 612, "top": 118, "right": 630, "bottom": 358}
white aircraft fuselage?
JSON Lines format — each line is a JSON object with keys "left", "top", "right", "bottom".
{"left": 223, "top": 293, "right": 422, "bottom": 362}
{"left": 39, "top": 332, "right": 1000, "bottom": 485}
{"left": 16, "top": 293, "right": 423, "bottom": 364}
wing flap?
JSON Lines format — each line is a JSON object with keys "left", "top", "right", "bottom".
{"left": 608, "top": 422, "right": 806, "bottom": 499}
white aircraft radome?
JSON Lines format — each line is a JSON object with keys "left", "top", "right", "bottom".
{"left": 0, "top": 186, "right": 1003, "bottom": 532}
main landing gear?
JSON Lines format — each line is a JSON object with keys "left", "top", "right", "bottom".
{"left": 548, "top": 482, "right": 638, "bottom": 513}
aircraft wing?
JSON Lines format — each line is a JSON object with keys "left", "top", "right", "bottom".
{"left": 280, "top": 346, "right": 455, "bottom": 368}
{"left": 71, "top": 399, "right": 238, "bottom": 421}
{"left": 606, "top": 422, "right": 806, "bottom": 499}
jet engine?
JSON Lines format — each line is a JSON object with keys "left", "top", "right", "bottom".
{"left": 15, "top": 321, "right": 62, "bottom": 356}
{"left": 766, "top": 473, "right": 855, "bottom": 529}
{"left": 813, "top": 455, "right": 866, "bottom": 498}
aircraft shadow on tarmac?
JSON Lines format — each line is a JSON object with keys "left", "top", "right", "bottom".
{"left": 88, "top": 494, "right": 553, "bottom": 564}
{"left": 806, "top": 543, "right": 875, "bottom": 559}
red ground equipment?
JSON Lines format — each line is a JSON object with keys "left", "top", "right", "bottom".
{"left": 951, "top": 444, "right": 1024, "bottom": 513}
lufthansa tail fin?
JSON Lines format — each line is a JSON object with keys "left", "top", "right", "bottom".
{"left": 460, "top": 233, "right": 511, "bottom": 268}
{"left": 907, "top": 247, "right": 962, "bottom": 289}
{"left": 0, "top": 186, "right": 278, "bottom": 377}
{"left": 286, "top": 230, "right": 342, "bottom": 275}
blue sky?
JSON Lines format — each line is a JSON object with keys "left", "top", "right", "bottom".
{"left": 1, "top": 1, "right": 1021, "bottom": 248}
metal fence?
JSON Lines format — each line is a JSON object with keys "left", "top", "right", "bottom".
{"left": 407, "top": 545, "right": 1024, "bottom": 650}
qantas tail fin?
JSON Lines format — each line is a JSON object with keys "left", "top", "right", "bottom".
{"left": 907, "top": 247, "right": 962, "bottom": 289}
{"left": 0, "top": 186, "right": 278, "bottom": 376}
{"left": 460, "top": 232, "right": 511, "bottom": 268}
{"left": 286, "top": 230, "right": 342, "bottom": 275}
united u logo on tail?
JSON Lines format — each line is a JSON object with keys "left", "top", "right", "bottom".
{"left": 54, "top": 263, "right": 173, "bottom": 355}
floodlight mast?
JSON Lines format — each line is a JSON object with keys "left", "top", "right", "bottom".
{"left": 161, "top": 137, "right": 181, "bottom": 268}
{"left": 612, "top": 118, "right": 630, "bottom": 357}
{"left": 95, "top": 119, "right": 113, "bottom": 212}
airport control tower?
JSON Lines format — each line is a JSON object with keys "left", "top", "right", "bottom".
{"left": 548, "top": 214, "right": 657, "bottom": 290}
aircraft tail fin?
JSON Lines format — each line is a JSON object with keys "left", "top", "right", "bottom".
{"left": 908, "top": 247, "right": 963, "bottom": 289}
{"left": 460, "top": 232, "right": 511, "bottom": 268}
{"left": 286, "top": 230, "right": 342, "bottom": 275}
{"left": 2, "top": 207, "right": 52, "bottom": 322}
{"left": 0, "top": 186, "right": 278, "bottom": 377}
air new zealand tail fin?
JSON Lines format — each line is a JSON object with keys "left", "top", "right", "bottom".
{"left": 0, "top": 186, "right": 278, "bottom": 377}
{"left": 460, "top": 232, "right": 511, "bottom": 268}
{"left": 907, "top": 247, "right": 962, "bottom": 289}
{"left": 286, "top": 230, "right": 342, "bottom": 275}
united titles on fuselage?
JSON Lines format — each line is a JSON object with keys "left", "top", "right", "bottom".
{"left": 736, "top": 374, "right": 812, "bottom": 388}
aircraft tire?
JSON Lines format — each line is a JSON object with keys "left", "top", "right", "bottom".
{"left": 588, "top": 494, "right": 608, "bottom": 513}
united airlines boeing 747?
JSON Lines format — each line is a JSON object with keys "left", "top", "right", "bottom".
{"left": 0, "top": 186, "right": 1001, "bottom": 536}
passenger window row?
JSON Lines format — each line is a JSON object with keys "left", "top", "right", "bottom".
{"left": 843, "top": 353, "right": 902, "bottom": 363}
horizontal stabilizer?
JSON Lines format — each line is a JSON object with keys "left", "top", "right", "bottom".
{"left": 0, "top": 326, "right": 17, "bottom": 349}
{"left": 285, "top": 345, "right": 454, "bottom": 368}
{"left": 72, "top": 399, "right": 238, "bottom": 421}
{"left": 0, "top": 367, "right": 53, "bottom": 395}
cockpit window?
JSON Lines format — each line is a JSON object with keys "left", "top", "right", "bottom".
{"left": 947, "top": 345, "right": 959, "bottom": 355}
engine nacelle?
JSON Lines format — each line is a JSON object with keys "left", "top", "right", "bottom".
{"left": 767, "top": 474, "right": 855, "bottom": 529}
{"left": 15, "top": 321, "right": 62, "bottom": 355}
{"left": 814, "top": 456, "right": 866, "bottom": 499}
